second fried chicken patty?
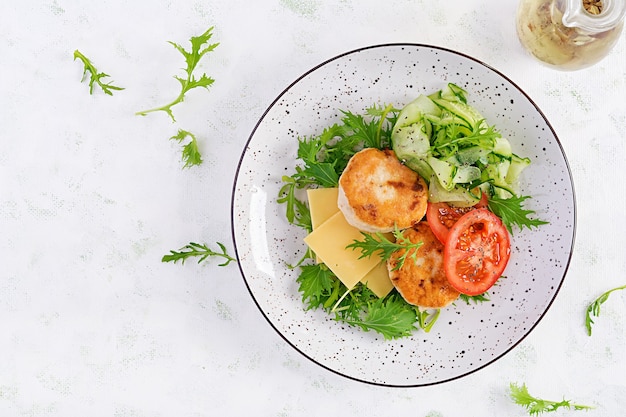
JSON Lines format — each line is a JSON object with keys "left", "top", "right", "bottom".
{"left": 338, "top": 148, "right": 428, "bottom": 233}
{"left": 387, "top": 222, "right": 460, "bottom": 308}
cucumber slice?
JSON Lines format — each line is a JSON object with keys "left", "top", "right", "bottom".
{"left": 506, "top": 154, "right": 531, "bottom": 184}
{"left": 392, "top": 123, "right": 431, "bottom": 160}
{"left": 493, "top": 136, "right": 512, "bottom": 158}
{"left": 484, "top": 159, "right": 511, "bottom": 186}
{"left": 453, "top": 146, "right": 490, "bottom": 165}
{"left": 493, "top": 184, "right": 515, "bottom": 199}
{"left": 395, "top": 94, "right": 440, "bottom": 129}
{"left": 453, "top": 165, "right": 481, "bottom": 184}
{"left": 497, "top": 159, "right": 511, "bottom": 184}
{"left": 447, "top": 83, "right": 468, "bottom": 102}
{"left": 432, "top": 98, "right": 484, "bottom": 127}
{"left": 424, "top": 113, "right": 471, "bottom": 129}
{"left": 428, "top": 155, "right": 457, "bottom": 190}
{"left": 438, "top": 83, "right": 468, "bottom": 103}
{"left": 428, "top": 176, "right": 481, "bottom": 207}
{"left": 393, "top": 121, "right": 433, "bottom": 181}
{"left": 404, "top": 156, "right": 434, "bottom": 184}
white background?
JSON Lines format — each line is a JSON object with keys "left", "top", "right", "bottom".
{"left": 1, "top": 0, "right": 625, "bottom": 415}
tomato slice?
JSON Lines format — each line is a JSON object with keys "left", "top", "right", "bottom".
{"left": 426, "top": 192, "right": 488, "bottom": 244}
{"left": 443, "top": 208, "right": 511, "bottom": 296}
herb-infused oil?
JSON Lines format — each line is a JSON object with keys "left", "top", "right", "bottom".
{"left": 516, "top": 0, "right": 626, "bottom": 70}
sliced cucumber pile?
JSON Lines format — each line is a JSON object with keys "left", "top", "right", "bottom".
{"left": 392, "top": 83, "right": 530, "bottom": 207}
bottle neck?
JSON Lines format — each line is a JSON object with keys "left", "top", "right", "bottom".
{"left": 562, "top": 0, "right": 626, "bottom": 31}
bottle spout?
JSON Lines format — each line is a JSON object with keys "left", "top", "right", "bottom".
{"left": 562, "top": 0, "right": 626, "bottom": 31}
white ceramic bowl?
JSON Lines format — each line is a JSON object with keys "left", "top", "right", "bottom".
{"left": 231, "top": 44, "right": 575, "bottom": 387}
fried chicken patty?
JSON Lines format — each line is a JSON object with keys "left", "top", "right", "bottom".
{"left": 387, "top": 222, "right": 460, "bottom": 308}
{"left": 337, "top": 148, "right": 428, "bottom": 233}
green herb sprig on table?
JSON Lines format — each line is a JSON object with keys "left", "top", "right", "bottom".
{"left": 73, "top": 50, "right": 124, "bottom": 95}
{"left": 585, "top": 283, "right": 626, "bottom": 335}
{"left": 162, "top": 242, "right": 235, "bottom": 266}
{"left": 170, "top": 129, "right": 203, "bottom": 168}
{"left": 509, "top": 382, "right": 593, "bottom": 415}
{"left": 136, "top": 27, "right": 219, "bottom": 122}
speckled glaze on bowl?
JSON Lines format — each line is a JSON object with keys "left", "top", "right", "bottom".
{"left": 231, "top": 44, "right": 575, "bottom": 387}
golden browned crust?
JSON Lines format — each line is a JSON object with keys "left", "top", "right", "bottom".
{"left": 337, "top": 148, "right": 428, "bottom": 233}
{"left": 387, "top": 222, "right": 460, "bottom": 308}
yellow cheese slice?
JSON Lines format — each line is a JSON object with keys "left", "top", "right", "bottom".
{"left": 304, "top": 210, "right": 380, "bottom": 290}
{"left": 360, "top": 261, "right": 394, "bottom": 298}
{"left": 305, "top": 186, "right": 394, "bottom": 297}
{"left": 307, "top": 187, "right": 340, "bottom": 229}
{"left": 307, "top": 187, "right": 340, "bottom": 264}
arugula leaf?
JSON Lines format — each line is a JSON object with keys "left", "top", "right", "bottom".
{"left": 458, "top": 292, "right": 490, "bottom": 305}
{"left": 416, "top": 308, "right": 440, "bottom": 333}
{"left": 585, "top": 284, "right": 626, "bottom": 336}
{"left": 277, "top": 135, "right": 344, "bottom": 224}
{"left": 342, "top": 293, "right": 418, "bottom": 340}
{"left": 300, "top": 163, "right": 339, "bottom": 188}
{"left": 341, "top": 105, "right": 398, "bottom": 150}
{"left": 346, "top": 227, "right": 423, "bottom": 271}
{"left": 162, "top": 242, "right": 235, "bottom": 266}
{"left": 317, "top": 123, "right": 353, "bottom": 147}
{"left": 277, "top": 177, "right": 299, "bottom": 225}
{"left": 136, "top": 27, "right": 219, "bottom": 121}
{"left": 294, "top": 135, "right": 341, "bottom": 187}
{"left": 296, "top": 264, "right": 335, "bottom": 309}
{"left": 487, "top": 194, "right": 549, "bottom": 234}
{"left": 339, "top": 110, "right": 382, "bottom": 149}
{"left": 294, "top": 262, "right": 423, "bottom": 339}
{"left": 509, "top": 382, "right": 593, "bottom": 415}
{"left": 277, "top": 174, "right": 315, "bottom": 228}
{"left": 370, "top": 103, "right": 398, "bottom": 148}
{"left": 292, "top": 198, "right": 312, "bottom": 232}
{"left": 296, "top": 262, "right": 351, "bottom": 314}
{"left": 170, "top": 129, "right": 203, "bottom": 168}
{"left": 73, "top": 50, "right": 124, "bottom": 95}
{"left": 432, "top": 122, "right": 500, "bottom": 159}
{"left": 330, "top": 282, "right": 367, "bottom": 319}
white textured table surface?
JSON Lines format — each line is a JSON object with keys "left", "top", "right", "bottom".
{"left": 2, "top": 0, "right": 625, "bottom": 415}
